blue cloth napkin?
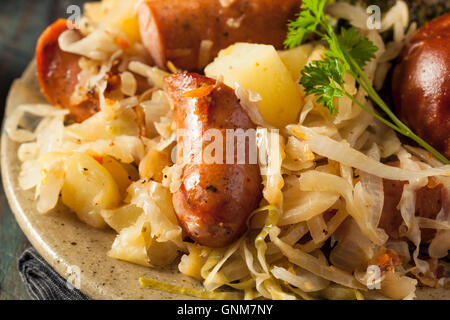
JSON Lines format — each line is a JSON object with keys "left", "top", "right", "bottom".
{"left": 18, "top": 247, "right": 90, "bottom": 300}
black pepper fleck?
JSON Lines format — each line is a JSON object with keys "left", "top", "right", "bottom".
{"left": 206, "top": 185, "right": 218, "bottom": 192}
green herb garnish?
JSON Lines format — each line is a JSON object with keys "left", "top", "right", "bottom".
{"left": 285, "top": 0, "right": 450, "bottom": 164}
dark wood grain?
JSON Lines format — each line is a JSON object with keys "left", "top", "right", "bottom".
{"left": 0, "top": 0, "right": 89, "bottom": 300}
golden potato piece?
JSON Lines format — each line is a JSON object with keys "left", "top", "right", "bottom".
{"left": 102, "top": 156, "right": 134, "bottom": 195}
{"left": 278, "top": 43, "right": 315, "bottom": 81}
{"left": 205, "top": 43, "right": 304, "bottom": 128}
{"left": 139, "top": 148, "right": 170, "bottom": 183}
{"left": 61, "top": 153, "right": 121, "bottom": 228}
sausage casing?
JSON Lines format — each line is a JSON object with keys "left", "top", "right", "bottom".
{"left": 165, "top": 73, "right": 263, "bottom": 247}
{"left": 36, "top": 19, "right": 99, "bottom": 122}
{"left": 138, "top": 0, "right": 303, "bottom": 71}
{"left": 36, "top": 19, "right": 153, "bottom": 123}
{"left": 392, "top": 13, "right": 450, "bottom": 159}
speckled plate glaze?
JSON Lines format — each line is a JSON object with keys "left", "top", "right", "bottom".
{"left": 1, "top": 62, "right": 448, "bottom": 300}
{"left": 1, "top": 61, "right": 202, "bottom": 300}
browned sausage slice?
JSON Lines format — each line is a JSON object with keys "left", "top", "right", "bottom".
{"left": 138, "top": 0, "right": 303, "bottom": 71}
{"left": 36, "top": 19, "right": 153, "bottom": 124}
{"left": 36, "top": 19, "right": 100, "bottom": 122}
{"left": 165, "top": 73, "right": 263, "bottom": 247}
{"left": 392, "top": 13, "right": 450, "bottom": 159}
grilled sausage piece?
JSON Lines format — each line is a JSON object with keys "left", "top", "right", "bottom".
{"left": 138, "top": 0, "right": 303, "bottom": 71}
{"left": 165, "top": 73, "right": 263, "bottom": 248}
{"left": 36, "top": 19, "right": 100, "bottom": 122}
{"left": 379, "top": 163, "right": 444, "bottom": 243}
{"left": 392, "top": 13, "right": 450, "bottom": 159}
{"left": 36, "top": 19, "right": 152, "bottom": 123}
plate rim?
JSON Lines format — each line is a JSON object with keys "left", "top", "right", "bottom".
{"left": 1, "top": 61, "right": 203, "bottom": 300}
{"left": 2, "top": 61, "right": 448, "bottom": 301}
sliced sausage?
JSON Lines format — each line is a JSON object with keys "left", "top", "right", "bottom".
{"left": 36, "top": 19, "right": 99, "bottom": 122}
{"left": 36, "top": 19, "right": 153, "bottom": 123}
{"left": 138, "top": 0, "right": 303, "bottom": 71}
{"left": 392, "top": 13, "right": 450, "bottom": 159}
{"left": 165, "top": 73, "right": 263, "bottom": 247}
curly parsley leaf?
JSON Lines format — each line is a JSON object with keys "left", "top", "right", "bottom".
{"left": 299, "top": 26, "right": 378, "bottom": 115}
{"left": 284, "top": 0, "right": 450, "bottom": 163}
{"left": 285, "top": 13, "right": 318, "bottom": 49}
{"left": 300, "top": 57, "right": 346, "bottom": 114}
{"left": 285, "top": 0, "right": 378, "bottom": 114}
{"left": 338, "top": 28, "right": 378, "bottom": 67}
{"left": 284, "top": 0, "right": 328, "bottom": 49}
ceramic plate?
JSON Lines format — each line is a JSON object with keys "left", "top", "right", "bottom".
{"left": 1, "top": 61, "right": 203, "bottom": 300}
{"left": 1, "top": 61, "right": 448, "bottom": 300}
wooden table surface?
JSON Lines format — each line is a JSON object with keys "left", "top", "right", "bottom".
{"left": 0, "top": 0, "right": 89, "bottom": 300}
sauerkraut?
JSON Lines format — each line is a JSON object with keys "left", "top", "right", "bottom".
{"left": 6, "top": 0, "right": 449, "bottom": 300}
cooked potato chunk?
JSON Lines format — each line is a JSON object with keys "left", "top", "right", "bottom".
{"left": 61, "top": 153, "right": 120, "bottom": 228}
{"left": 102, "top": 156, "right": 134, "bottom": 195}
{"left": 122, "top": 162, "right": 140, "bottom": 181}
{"left": 138, "top": 148, "right": 171, "bottom": 183}
{"left": 205, "top": 43, "right": 304, "bottom": 128}
{"left": 278, "top": 43, "right": 315, "bottom": 81}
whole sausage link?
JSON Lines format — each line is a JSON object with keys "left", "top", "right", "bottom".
{"left": 138, "top": 0, "right": 303, "bottom": 71}
{"left": 165, "top": 73, "right": 263, "bottom": 247}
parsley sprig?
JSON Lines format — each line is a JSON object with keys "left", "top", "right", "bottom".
{"left": 285, "top": 0, "right": 450, "bottom": 164}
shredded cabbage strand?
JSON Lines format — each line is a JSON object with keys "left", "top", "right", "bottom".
{"left": 139, "top": 277, "right": 243, "bottom": 300}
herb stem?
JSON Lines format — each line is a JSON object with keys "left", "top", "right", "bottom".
{"left": 344, "top": 53, "right": 450, "bottom": 164}
{"left": 343, "top": 92, "right": 401, "bottom": 134}
{"left": 288, "top": 0, "right": 450, "bottom": 164}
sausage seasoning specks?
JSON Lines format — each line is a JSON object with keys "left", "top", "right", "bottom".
{"left": 36, "top": 19, "right": 100, "bottom": 122}
{"left": 165, "top": 73, "right": 263, "bottom": 247}
{"left": 138, "top": 0, "right": 303, "bottom": 71}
